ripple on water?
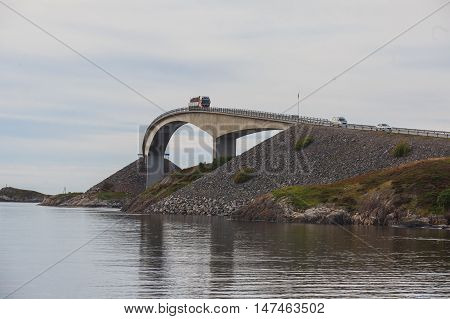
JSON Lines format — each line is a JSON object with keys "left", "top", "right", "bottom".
{"left": 0, "top": 204, "right": 449, "bottom": 298}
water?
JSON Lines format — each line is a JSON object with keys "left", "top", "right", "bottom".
{"left": 0, "top": 202, "right": 449, "bottom": 298}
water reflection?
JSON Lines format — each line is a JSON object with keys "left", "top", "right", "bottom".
{"left": 208, "top": 217, "right": 235, "bottom": 297}
{"left": 130, "top": 215, "right": 450, "bottom": 298}
{"left": 0, "top": 204, "right": 448, "bottom": 298}
{"left": 137, "top": 214, "right": 167, "bottom": 297}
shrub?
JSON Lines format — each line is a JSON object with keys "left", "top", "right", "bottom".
{"left": 212, "top": 156, "right": 232, "bottom": 169}
{"left": 54, "top": 192, "right": 83, "bottom": 199}
{"left": 97, "top": 191, "right": 127, "bottom": 200}
{"left": 437, "top": 189, "right": 450, "bottom": 212}
{"left": 233, "top": 167, "right": 255, "bottom": 184}
{"left": 392, "top": 141, "right": 411, "bottom": 157}
{"left": 295, "top": 136, "right": 313, "bottom": 150}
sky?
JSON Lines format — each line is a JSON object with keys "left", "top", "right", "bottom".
{"left": 0, "top": 0, "right": 449, "bottom": 194}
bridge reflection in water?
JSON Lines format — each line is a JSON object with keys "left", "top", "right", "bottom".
{"left": 130, "top": 214, "right": 450, "bottom": 298}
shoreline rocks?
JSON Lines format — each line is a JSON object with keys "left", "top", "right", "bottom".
{"left": 231, "top": 193, "right": 449, "bottom": 228}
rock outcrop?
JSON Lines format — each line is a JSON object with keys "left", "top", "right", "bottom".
{"left": 232, "top": 193, "right": 448, "bottom": 227}
{"left": 232, "top": 158, "right": 450, "bottom": 227}
{"left": 41, "top": 159, "right": 179, "bottom": 208}
{"left": 40, "top": 192, "right": 84, "bottom": 206}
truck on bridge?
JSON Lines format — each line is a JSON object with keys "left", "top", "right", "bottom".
{"left": 188, "top": 96, "right": 211, "bottom": 109}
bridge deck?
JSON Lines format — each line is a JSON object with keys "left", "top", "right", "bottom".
{"left": 147, "top": 107, "right": 450, "bottom": 139}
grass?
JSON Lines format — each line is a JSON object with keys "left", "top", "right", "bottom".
{"left": 437, "top": 188, "right": 450, "bottom": 212}
{"left": 294, "top": 136, "right": 314, "bottom": 150}
{"left": 233, "top": 167, "right": 256, "bottom": 184}
{"left": 272, "top": 158, "right": 450, "bottom": 215}
{"left": 127, "top": 157, "right": 235, "bottom": 212}
{"left": 155, "top": 158, "right": 232, "bottom": 197}
{"left": 52, "top": 192, "right": 83, "bottom": 199}
{"left": 198, "top": 156, "right": 232, "bottom": 172}
{"left": 392, "top": 141, "right": 412, "bottom": 157}
{"left": 130, "top": 162, "right": 223, "bottom": 207}
{"left": 97, "top": 191, "right": 128, "bottom": 200}
{"left": 273, "top": 184, "right": 355, "bottom": 210}
{"left": 212, "top": 156, "right": 232, "bottom": 169}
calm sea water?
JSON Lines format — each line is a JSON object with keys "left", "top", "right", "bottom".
{"left": 0, "top": 202, "right": 449, "bottom": 298}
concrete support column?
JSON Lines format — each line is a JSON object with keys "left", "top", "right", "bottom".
{"left": 146, "top": 122, "right": 184, "bottom": 187}
{"left": 146, "top": 148, "right": 167, "bottom": 187}
{"left": 214, "top": 133, "right": 237, "bottom": 159}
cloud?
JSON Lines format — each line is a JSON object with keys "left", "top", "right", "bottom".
{"left": 0, "top": 0, "right": 449, "bottom": 192}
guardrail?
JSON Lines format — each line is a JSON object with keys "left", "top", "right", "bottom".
{"left": 345, "top": 124, "right": 449, "bottom": 138}
{"left": 147, "top": 107, "right": 450, "bottom": 139}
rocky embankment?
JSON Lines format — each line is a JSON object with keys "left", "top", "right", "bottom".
{"left": 132, "top": 124, "right": 450, "bottom": 218}
{"left": 42, "top": 158, "right": 178, "bottom": 208}
{"left": 124, "top": 159, "right": 230, "bottom": 213}
{"left": 232, "top": 158, "right": 450, "bottom": 227}
{"left": 234, "top": 196, "right": 449, "bottom": 227}
{"left": 0, "top": 187, "right": 47, "bottom": 203}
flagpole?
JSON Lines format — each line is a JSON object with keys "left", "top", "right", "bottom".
{"left": 297, "top": 91, "right": 300, "bottom": 123}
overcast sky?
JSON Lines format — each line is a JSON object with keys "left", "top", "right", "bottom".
{"left": 1, "top": 0, "right": 449, "bottom": 194}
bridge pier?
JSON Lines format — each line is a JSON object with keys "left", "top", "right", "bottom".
{"left": 146, "top": 122, "right": 184, "bottom": 187}
{"left": 214, "top": 133, "right": 237, "bottom": 159}
{"left": 146, "top": 149, "right": 166, "bottom": 187}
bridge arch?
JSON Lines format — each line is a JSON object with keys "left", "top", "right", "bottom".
{"left": 142, "top": 108, "right": 294, "bottom": 187}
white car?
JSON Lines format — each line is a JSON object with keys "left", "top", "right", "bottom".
{"left": 330, "top": 116, "right": 347, "bottom": 127}
{"left": 376, "top": 123, "right": 392, "bottom": 131}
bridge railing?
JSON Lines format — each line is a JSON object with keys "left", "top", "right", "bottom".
{"left": 146, "top": 107, "right": 449, "bottom": 139}
{"left": 186, "top": 106, "right": 330, "bottom": 125}
{"left": 345, "top": 124, "right": 450, "bottom": 138}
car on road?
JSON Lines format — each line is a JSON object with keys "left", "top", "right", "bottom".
{"left": 376, "top": 123, "right": 392, "bottom": 131}
{"left": 330, "top": 116, "right": 347, "bottom": 127}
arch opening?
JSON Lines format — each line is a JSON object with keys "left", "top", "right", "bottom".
{"left": 166, "top": 124, "right": 214, "bottom": 169}
{"left": 236, "top": 130, "right": 282, "bottom": 155}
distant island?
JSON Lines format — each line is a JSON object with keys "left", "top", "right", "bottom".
{"left": 0, "top": 187, "right": 47, "bottom": 203}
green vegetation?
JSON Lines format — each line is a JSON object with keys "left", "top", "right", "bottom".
{"left": 273, "top": 185, "right": 350, "bottom": 210}
{"left": 437, "top": 189, "right": 450, "bottom": 212}
{"left": 39, "top": 192, "right": 83, "bottom": 206}
{"left": 233, "top": 167, "right": 256, "bottom": 184}
{"left": 127, "top": 162, "right": 224, "bottom": 212}
{"left": 97, "top": 191, "right": 128, "bottom": 200}
{"left": 212, "top": 156, "right": 232, "bottom": 169}
{"left": 294, "top": 136, "right": 314, "bottom": 150}
{"left": 272, "top": 158, "right": 450, "bottom": 215}
{"left": 198, "top": 156, "right": 232, "bottom": 172}
{"left": 392, "top": 141, "right": 412, "bottom": 157}
{"left": 51, "top": 192, "right": 83, "bottom": 200}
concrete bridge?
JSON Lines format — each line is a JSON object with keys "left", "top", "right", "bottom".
{"left": 141, "top": 107, "right": 311, "bottom": 186}
{"left": 141, "top": 107, "right": 449, "bottom": 187}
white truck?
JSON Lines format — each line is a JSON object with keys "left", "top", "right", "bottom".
{"left": 330, "top": 116, "right": 347, "bottom": 127}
